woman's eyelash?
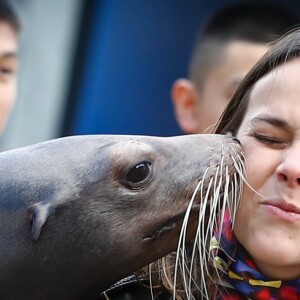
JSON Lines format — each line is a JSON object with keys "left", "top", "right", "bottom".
{"left": 253, "top": 133, "right": 281, "bottom": 144}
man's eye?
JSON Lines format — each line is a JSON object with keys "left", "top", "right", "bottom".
{"left": 0, "top": 68, "right": 15, "bottom": 81}
{"left": 0, "top": 68, "right": 14, "bottom": 75}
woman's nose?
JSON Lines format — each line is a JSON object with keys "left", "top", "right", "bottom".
{"left": 276, "top": 147, "right": 300, "bottom": 188}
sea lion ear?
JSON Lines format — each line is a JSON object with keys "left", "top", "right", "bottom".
{"left": 27, "top": 203, "right": 55, "bottom": 241}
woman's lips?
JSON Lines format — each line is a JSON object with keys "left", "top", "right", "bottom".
{"left": 261, "top": 199, "right": 300, "bottom": 222}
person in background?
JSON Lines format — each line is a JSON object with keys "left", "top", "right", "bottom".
{"left": 171, "top": 1, "right": 299, "bottom": 133}
{"left": 0, "top": 0, "right": 20, "bottom": 134}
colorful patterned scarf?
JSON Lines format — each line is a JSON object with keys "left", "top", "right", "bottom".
{"left": 211, "top": 209, "right": 300, "bottom": 300}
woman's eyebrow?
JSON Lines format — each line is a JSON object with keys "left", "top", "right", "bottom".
{"left": 250, "top": 115, "right": 289, "bottom": 130}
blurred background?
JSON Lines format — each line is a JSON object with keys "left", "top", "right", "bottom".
{"left": 1, "top": 0, "right": 300, "bottom": 151}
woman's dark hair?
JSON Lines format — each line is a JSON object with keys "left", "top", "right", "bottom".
{"left": 215, "top": 28, "right": 300, "bottom": 135}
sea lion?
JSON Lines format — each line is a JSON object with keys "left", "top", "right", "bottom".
{"left": 0, "top": 134, "right": 244, "bottom": 300}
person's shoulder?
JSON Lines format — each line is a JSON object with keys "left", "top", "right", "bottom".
{"left": 98, "top": 275, "right": 172, "bottom": 300}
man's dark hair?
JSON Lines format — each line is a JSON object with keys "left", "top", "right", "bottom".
{"left": 189, "top": 1, "right": 300, "bottom": 90}
{"left": 0, "top": 0, "right": 21, "bottom": 33}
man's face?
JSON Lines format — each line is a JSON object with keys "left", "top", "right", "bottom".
{"left": 0, "top": 21, "right": 18, "bottom": 134}
{"left": 196, "top": 40, "right": 268, "bottom": 133}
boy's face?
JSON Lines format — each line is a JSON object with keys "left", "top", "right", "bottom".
{"left": 172, "top": 40, "right": 268, "bottom": 134}
{"left": 195, "top": 40, "right": 268, "bottom": 133}
{"left": 0, "top": 21, "right": 18, "bottom": 134}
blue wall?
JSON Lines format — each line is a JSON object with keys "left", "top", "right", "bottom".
{"left": 65, "top": 0, "right": 299, "bottom": 137}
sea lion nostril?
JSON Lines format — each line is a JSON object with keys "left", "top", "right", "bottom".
{"left": 126, "top": 161, "right": 152, "bottom": 183}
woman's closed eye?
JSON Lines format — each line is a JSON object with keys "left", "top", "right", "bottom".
{"left": 253, "top": 132, "right": 288, "bottom": 149}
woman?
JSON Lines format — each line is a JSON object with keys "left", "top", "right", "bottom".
{"left": 101, "top": 29, "right": 300, "bottom": 299}
{"left": 212, "top": 28, "right": 300, "bottom": 299}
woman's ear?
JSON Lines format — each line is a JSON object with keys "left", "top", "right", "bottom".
{"left": 171, "top": 79, "right": 201, "bottom": 133}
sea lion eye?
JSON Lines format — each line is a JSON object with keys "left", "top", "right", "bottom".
{"left": 126, "top": 162, "right": 152, "bottom": 184}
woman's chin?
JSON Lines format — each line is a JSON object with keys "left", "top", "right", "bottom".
{"left": 243, "top": 236, "right": 300, "bottom": 279}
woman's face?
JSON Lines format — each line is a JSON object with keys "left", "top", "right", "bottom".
{"left": 235, "top": 57, "right": 300, "bottom": 280}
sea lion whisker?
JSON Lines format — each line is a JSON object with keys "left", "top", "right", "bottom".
{"left": 235, "top": 154, "right": 247, "bottom": 178}
{"left": 192, "top": 171, "right": 225, "bottom": 300}
{"left": 174, "top": 165, "right": 213, "bottom": 299}
{"left": 173, "top": 173, "right": 205, "bottom": 299}
{"left": 217, "top": 166, "right": 231, "bottom": 244}
{"left": 186, "top": 240, "right": 205, "bottom": 299}
{"left": 194, "top": 232, "right": 211, "bottom": 299}
{"left": 205, "top": 165, "right": 224, "bottom": 247}
{"left": 200, "top": 177, "right": 215, "bottom": 245}
{"left": 202, "top": 181, "right": 218, "bottom": 268}
{"left": 239, "top": 151, "right": 246, "bottom": 162}
{"left": 148, "top": 264, "right": 155, "bottom": 300}
{"left": 234, "top": 156, "right": 262, "bottom": 197}
{"left": 186, "top": 263, "right": 203, "bottom": 300}
{"left": 233, "top": 170, "right": 244, "bottom": 224}
{"left": 231, "top": 153, "right": 260, "bottom": 197}
{"left": 171, "top": 142, "right": 244, "bottom": 300}
{"left": 196, "top": 169, "right": 214, "bottom": 252}
{"left": 211, "top": 165, "right": 238, "bottom": 263}
{"left": 211, "top": 164, "right": 222, "bottom": 221}
{"left": 204, "top": 184, "right": 222, "bottom": 258}
{"left": 227, "top": 169, "right": 241, "bottom": 230}
{"left": 187, "top": 177, "right": 215, "bottom": 296}
{"left": 178, "top": 177, "right": 212, "bottom": 299}
{"left": 199, "top": 167, "right": 210, "bottom": 204}
{"left": 160, "top": 257, "right": 172, "bottom": 287}
{"left": 181, "top": 252, "right": 195, "bottom": 299}
{"left": 230, "top": 144, "right": 246, "bottom": 162}
{"left": 230, "top": 148, "right": 246, "bottom": 180}
{"left": 176, "top": 140, "right": 245, "bottom": 300}
{"left": 230, "top": 175, "right": 238, "bottom": 225}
